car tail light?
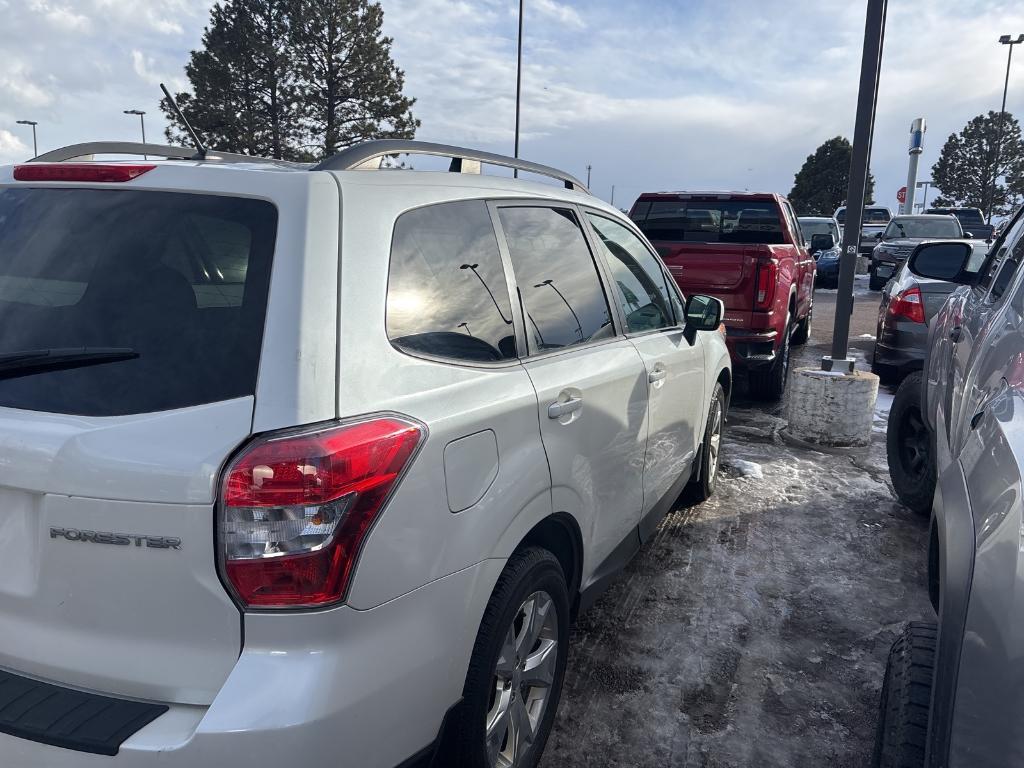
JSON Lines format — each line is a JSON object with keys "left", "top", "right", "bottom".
{"left": 888, "top": 286, "right": 926, "bottom": 324}
{"left": 754, "top": 261, "right": 777, "bottom": 310}
{"left": 219, "top": 416, "right": 424, "bottom": 609}
{"left": 13, "top": 164, "right": 155, "bottom": 183}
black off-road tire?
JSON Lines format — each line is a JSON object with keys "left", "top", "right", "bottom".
{"left": 748, "top": 315, "right": 792, "bottom": 401}
{"left": 684, "top": 382, "right": 726, "bottom": 504}
{"left": 792, "top": 307, "right": 812, "bottom": 346}
{"left": 886, "top": 371, "right": 936, "bottom": 516}
{"left": 446, "top": 547, "right": 570, "bottom": 768}
{"left": 871, "top": 622, "right": 937, "bottom": 768}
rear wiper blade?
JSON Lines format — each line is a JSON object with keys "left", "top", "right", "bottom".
{"left": 0, "top": 347, "right": 139, "bottom": 380}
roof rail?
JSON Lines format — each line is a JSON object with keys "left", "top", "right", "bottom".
{"left": 312, "top": 139, "right": 589, "bottom": 193}
{"left": 31, "top": 142, "right": 295, "bottom": 166}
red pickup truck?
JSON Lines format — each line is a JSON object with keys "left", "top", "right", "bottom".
{"left": 629, "top": 192, "right": 815, "bottom": 399}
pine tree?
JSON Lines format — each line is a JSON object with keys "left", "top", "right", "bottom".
{"left": 291, "top": 0, "right": 418, "bottom": 158}
{"left": 931, "top": 111, "right": 1024, "bottom": 218}
{"left": 788, "top": 136, "right": 875, "bottom": 215}
{"left": 161, "top": 0, "right": 416, "bottom": 161}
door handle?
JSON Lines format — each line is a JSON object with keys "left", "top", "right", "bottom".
{"left": 648, "top": 368, "right": 668, "bottom": 383}
{"left": 950, "top": 327, "right": 962, "bottom": 343}
{"left": 548, "top": 396, "right": 583, "bottom": 419}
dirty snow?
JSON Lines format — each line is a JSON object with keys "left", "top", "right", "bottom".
{"left": 725, "top": 458, "right": 764, "bottom": 479}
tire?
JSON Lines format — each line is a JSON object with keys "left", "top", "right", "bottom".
{"left": 685, "top": 382, "right": 725, "bottom": 504}
{"left": 870, "top": 272, "right": 887, "bottom": 291}
{"left": 447, "top": 547, "right": 570, "bottom": 768}
{"left": 886, "top": 371, "right": 935, "bottom": 516}
{"left": 871, "top": 622, "right": 937, "bottom": 768}
{"left": 748, "top": 313, "right": 792, "bottom": 401}
{"left": 792, "top": 306, "right": 812, "bottom": 346}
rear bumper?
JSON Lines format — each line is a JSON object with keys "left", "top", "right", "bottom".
{"left": 1, "top": 560, "right": 503, "bottom": 768}
{"left": 725, "top": 327, "right": 779, "bottom": 368}
{"left": 874, "top": 319, "right": 928, "bottom": 377}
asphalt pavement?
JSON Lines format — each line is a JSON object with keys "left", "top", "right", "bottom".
{"left": 540, "top": 278, "right": 929, "bottom": 768}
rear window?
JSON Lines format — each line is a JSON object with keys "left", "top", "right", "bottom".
{"left": 864, "top": 208, "right": 892, "bottom": 224}
{"left": 0, "top": 188, "right": 276, "bottom": 416}
{"left": 633, "top": 201, "right": 786, "bottom": 245}
{"left": 884, "top": 217, "right": 961, "bottom": 239}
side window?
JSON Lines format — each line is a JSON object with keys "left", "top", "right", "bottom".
{"left": 586, "top": 213, "right": 675, "bottom": 332}
{"left": 783, "top": 202, "right": 803, "bottom": 247}
{"left": 498, "top": 207, "right": 613, "bottom": 352}
{"left": 387, "top": 200, "right": 516, "bottom": 363}
{"left": 979, "top": 209, "right": 1024, "bottom": 294}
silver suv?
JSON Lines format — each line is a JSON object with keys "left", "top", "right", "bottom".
{"left": 0, "top": 140, "right": 731, "bottom": 768}
{"left": 874, "top": 205, "right": 1024, "bottom": 767}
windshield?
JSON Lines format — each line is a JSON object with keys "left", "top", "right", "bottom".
{"left": 0, "top": 187, "right": 277, "bottom": 416}
{"left": 884, "top": 217, "right": 961, "bottom": 239}
{"left": 798, "top": 219, "right": 840, "bottom": 241}
{"left": 929, "top": 208, "right": 984, "bottom": 226}
{"left": 633, "top": 201, "right": 785, "bottom": 244}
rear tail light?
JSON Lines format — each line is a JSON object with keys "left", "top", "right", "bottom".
{"left": 13, "top": 164, "right": 156, "bottom": 183}
{"left": 754, "top": 261, "right": 777, "bottom": 310}
{"left": 887, "top": 286, "right": 926, "bottom": 324}
{"left": 219, "top": 416, "right": 424, "bottom": 609}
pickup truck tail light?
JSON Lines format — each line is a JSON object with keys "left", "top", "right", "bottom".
{"left": 754, "top": 261, "right": 777, "bottom": 310}
{"left": 219, "top": 416, "right": 423, "bottom": 608}
{"left": 887, "top": 286, "right": 925, "bottom": 324}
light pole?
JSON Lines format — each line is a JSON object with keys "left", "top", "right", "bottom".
{"left": 513, "top": 0, "right": 524, "bottom": 175}
{"left": 535, "top": 279, "right": 582, "bottom": 340}
{"left": 15, "top": 120, "right": 37, "bottom": 158}
{"left": 989, "top": 34, "right": 1024, "bottom": 224}
{"left": 586, "top": 164, "right": 592, "bottom": 187}
{"left": 124, "top": 109, "right": 147, "bottom": 159}
{"left": 460, "top": 263, "right": 512, "bottom": 324}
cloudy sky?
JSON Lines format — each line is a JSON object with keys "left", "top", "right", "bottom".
{"left": 1, "top": 0, "right": 1022, "bottom": 212}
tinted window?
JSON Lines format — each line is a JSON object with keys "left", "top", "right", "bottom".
{"left": 978, "top": 209, "right": 1024, "bottom": 292}
{"left": 0, "top": 188, "right": 276, "bottom": 416}
{"left": 634, "top": 201, "right": 785, "bottom": 245}
{"left": 835, "top": 208, "right": 846, "bottom": 224}
{"left": 387, "top": 201, "right": 516, "bottom": 363}
{"left": 498, "top": 207, "right": 613, "bottom": 352}
{"left": 864, "top": 208, "right": 892, "bottom": 224}
{"left": 884, "top": 217, "right": 961, "bottom": 239}
{"left": 587, "top": 213, "right": 674, "bottom": 332}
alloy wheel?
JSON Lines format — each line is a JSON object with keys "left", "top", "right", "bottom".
{"left": 485, "top": 591, "right": 559, "bottom": 768}
{"left": 707, "top": 399, "right": 723, "bottom": 483}
{"left": 898, "top": 407, "right": 929, "bottom": 480}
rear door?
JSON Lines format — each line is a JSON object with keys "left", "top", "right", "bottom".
{"left": 0, "top": 175, "right": 330, "bottom": 705}
{"left": 493, "top": 203, "right": 648, "bottom": 577}
{"left": 583, "top": 210, "right": 705, "bottom": 523}
{"left": 781, "top": 199, "right": 814, "bottom": 316}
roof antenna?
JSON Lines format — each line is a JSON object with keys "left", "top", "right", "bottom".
{"left": 160, "top": 83, "right": 206, "bottom": 159}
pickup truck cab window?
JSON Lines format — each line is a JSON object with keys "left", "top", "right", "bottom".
{"left": 634, "top": 201, "right": 786, "bottom": 245}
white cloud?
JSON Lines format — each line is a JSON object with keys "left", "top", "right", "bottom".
{"left": 532, "top": 0, "right": 585, "bottom": 29}
{"left": 0, "top": 129, "right": 30, "bottom": 165}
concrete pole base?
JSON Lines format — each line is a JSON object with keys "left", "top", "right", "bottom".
{"left": 785, "top": 368, "right": 880, "bottom": 447}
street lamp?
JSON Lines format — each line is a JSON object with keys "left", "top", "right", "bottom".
{"left": 460, "top": 263, "right": 512, "bottom": 324}
{"left": 513, "top": 0, "right": 524, "bottom": 175}
{"left": 989, "top": 34, "right": 1024, "bottom": 224}
{"left": 124, "top": 109, "right": 147, "bottom": 159}
{"left": 916, "top": 180, "right": 933, "bottom": 211}
{"left": 534, "top": 279, "right": 583, "bottom": 340}
{"left": 15, "top": 120, "right": 37, "bottom": 158}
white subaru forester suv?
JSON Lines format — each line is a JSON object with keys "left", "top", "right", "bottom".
{"left": 0, "top": 140, "right": 730, "bottom": 768}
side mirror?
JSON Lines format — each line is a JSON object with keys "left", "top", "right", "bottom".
{"left": 907, "top": 241, "right": 977, "bottom": 285}
{"left": 874, "top": 231, "right": 884, "bottom": 240}
{"left": 685, "top": 294, "right": 724, "bottom": 334}
{"left": 810, "top": 233, "right": 835, "bottom": 252}
{"left": 963, "top": 231, "right": 974, "bottom": 239}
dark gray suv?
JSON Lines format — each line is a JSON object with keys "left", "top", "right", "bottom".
{"left": 875, "top": 205, "right": 1024, "bottom": 767}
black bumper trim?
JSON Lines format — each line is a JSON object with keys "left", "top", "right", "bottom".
{"left": 0, "top": 669, "right": 168, "bottom": 756}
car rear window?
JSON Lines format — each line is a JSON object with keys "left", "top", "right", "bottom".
{"left": 633, "top": 201, "right": 786, "bottom": 245}
{"left": 0, "top": 187, "right": 276, "bottom": 416}
{"left": 864, "top": 208, "right": 892, "bottom": 224}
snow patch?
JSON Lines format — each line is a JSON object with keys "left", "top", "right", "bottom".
{"left": 728, "top": 459, "right": 764, "bottom": 479}
{"left": 858, "top": 334, "right": 875, "bottom": 339}
{"left": 872, "top": 390, "right": 895, "bottom": 433}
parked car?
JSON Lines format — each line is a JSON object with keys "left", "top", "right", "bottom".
{"left": 630, "top": 192, "right": 815, "bottom": 400}
{"left": 925, "top": 205, "right": 995, "bottom": 241}
{"left": 869, "top": 214, "right": 965, "bottom": 291}
{"left": 875, "top": 202, "right": 1024, "bottom": 768}
{"left": 871, "top": 243, "right": 988, "bottom": 384}
{"left": 835, "top": 204, "right": 893, "bottom": 257}
{"left": 0, "top": 140, "right": 732, "bottom": 768}
{"left": 798, "top": 215, "right": 842, "bottom": 288}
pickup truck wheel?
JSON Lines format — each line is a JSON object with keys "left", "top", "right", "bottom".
{"left": 748, "top": 314, "right": 791, "bottom": 401}
{"left": 870, "top": 622, "right": 936, "bottom": 768}
{"left": 791, "top": 307, "right": 812, "bottom": 346}
{"left": 684, "top": 382, "right": 725, "bottom": 503}
{"left": 886, "top": 371, "right": 935, "bottom": 516}
{"left": 448, "top": 547, "right": 570, "bottom": 768}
